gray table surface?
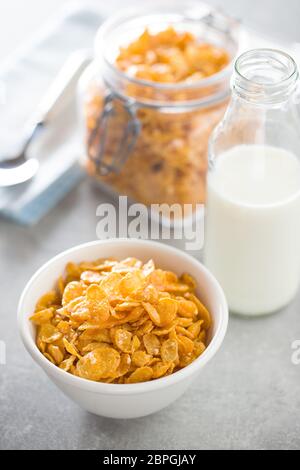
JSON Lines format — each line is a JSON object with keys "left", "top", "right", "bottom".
{"left": 1, "top": 0, "right": 300, "bottom": 451}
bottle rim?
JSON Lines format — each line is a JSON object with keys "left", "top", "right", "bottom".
{"left": 233, "top": 48, "right": 299, "bottom": 103}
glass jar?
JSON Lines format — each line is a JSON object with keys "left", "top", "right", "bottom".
{"left": 79, "top": 2, "right": 238, "bottom": 216}
{"left": 204, "top": 48, "right": 300, "bottom": 315}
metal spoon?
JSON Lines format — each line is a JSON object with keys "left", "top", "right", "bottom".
{"left": 0, "top": 50, "right": 90, "bottom": 187}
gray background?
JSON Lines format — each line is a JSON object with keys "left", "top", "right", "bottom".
{"left": 1, "top": 0, "right": 300, "bottom": 450}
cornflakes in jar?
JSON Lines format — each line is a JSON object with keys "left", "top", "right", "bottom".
{"left": 79, "top": 5, "right": 238, "bottom": 214}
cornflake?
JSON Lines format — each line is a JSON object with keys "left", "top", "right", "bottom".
{"left": 30, "top": 257, "right": 212, "bottom": 383}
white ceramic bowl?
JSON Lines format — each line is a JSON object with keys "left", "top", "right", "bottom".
{"left": 18, "top": 239, "right": 228, "bottom": 419}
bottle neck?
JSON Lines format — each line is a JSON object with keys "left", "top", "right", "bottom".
{"left": 232, "top": 49, "right": 298, "bottom": 106}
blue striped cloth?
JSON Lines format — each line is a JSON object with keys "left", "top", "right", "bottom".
{"left": 0, "top": 5, "right": 103, "bottom": 225}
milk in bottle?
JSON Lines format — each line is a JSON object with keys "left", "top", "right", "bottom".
{"left": 204, "top": 49, "right": 300, "bottom": 315}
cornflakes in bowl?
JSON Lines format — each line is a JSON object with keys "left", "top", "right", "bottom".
{"left": 29, "top": 255, "right": 212, "bottom": 384}
{"left": 18, "top": 239, "right": 228, "bottom": 418}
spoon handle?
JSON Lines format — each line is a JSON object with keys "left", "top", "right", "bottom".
{"left": 33, "top": 49, "right": 91, "bottom": 125}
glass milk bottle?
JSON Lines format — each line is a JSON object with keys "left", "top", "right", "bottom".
{"left": 204, "top": 49, "right": 300, "bottom": 315}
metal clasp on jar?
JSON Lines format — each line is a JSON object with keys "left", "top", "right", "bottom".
{"left": 88, "top": 92, "right": 140, "bottom": 175}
